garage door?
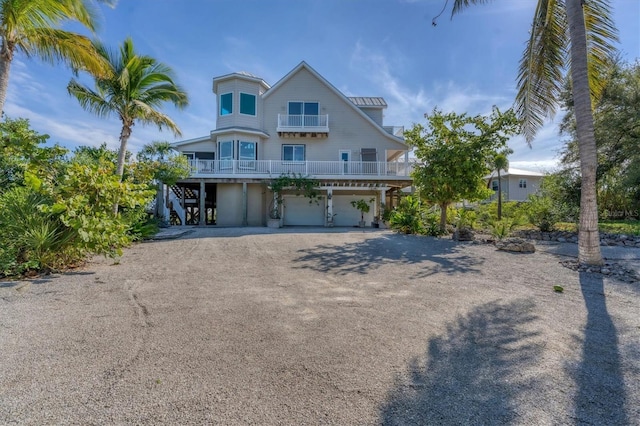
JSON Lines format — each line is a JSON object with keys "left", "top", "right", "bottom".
{"left": 332, "top": 195, "right": 375, "bottom": 227}
{"left": 282, "top": 195, "right": 325, "bottom": 226}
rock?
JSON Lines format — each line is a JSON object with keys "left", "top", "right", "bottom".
{"left": 557, "top": 237, "right": 567, "bottom": 242}
{"left": 453, "top": 227, "right": 475, "bottom": 241}
{"left": 496, "top": 238, "right": 535, "bottom": 253}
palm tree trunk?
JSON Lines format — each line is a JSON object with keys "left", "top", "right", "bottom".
{"left": 0, "top": 42, "right": 14, "bottom": 115}
{"left": 497, "top": 170, "right": 502, "bottom": 220}
{"left": 566, "top": 0, "right": 603, "bottom": 265}
{"left": 112, "top": 123, "right": 132, "bottom": 215}
{"left": 115, "top": 124, "right": 132, "bottom": 180}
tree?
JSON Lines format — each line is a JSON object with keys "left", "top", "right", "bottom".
{"left": 408, "top": 107, "right": 519, "bottom": 232}
{"left": 136, "top": 141, "right": 190, "bottom": 219}
{"left": 559, "top": 59, "right": 640, "bottom": 214}
{"left": 0, "top": 0, "right": 114, "bottom": 114}
{"left": 444, "top": 0, "right": 618, "bottom": 265}
{"left": 489, "top": 149, "right": 512, "bottom": 220}
{"left": 67, "top": 37, "right": 189, "bottom": 188}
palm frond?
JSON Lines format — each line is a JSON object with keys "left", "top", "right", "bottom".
{"left": 582, "top": 0, "right": 618, "bottom": 104}
{"left": 18, "top": 27, "right": 111, "bottom": 77}
{"left": 67, "top": 79, "right": 114, "bottom": 118}
{"left": 515, "top": 0, "right": 567, "bottom": 144}
{"left": 450, "top": 0, "right": 493, "bottom": 17}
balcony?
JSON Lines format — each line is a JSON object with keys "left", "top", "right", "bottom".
{"left": 188, "top": 159, "right": 414, "bottom": 180}
{"left": 277, "top": 114, "right": 329, "bottom": 135}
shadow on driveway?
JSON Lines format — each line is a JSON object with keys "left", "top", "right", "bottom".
{"left": 292, "top": 233, "right": 482, "bottom": 277}
{"left": 572, "top": 272, "right": 628, "bottom": 424}
{"left": 380, "top": 299, "right": 542, "bottom": 424}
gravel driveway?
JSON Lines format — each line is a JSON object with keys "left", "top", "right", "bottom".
{"left": 1, "top": 228, "right": 639, "bottom": 425}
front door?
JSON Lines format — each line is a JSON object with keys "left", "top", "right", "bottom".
{"left": 340, "top": 150, "right": 350, "bottom": 174}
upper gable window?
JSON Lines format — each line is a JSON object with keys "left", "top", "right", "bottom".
{"left": 220, "top": 93, "right": 233, "bottom": 116}
{"left": 288, "top": 101, "right": 319, "bottom": 116}
{"left": 240, "top": 93, "right": 256, "bottom": 116}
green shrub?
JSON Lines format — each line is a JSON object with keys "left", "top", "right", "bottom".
{"left": 489, "top": 218, "right": 517, "bottom": 240}
{"left": 525, "top": 194, "right": 557, "bottom": 232}
{"left": 389, "top": 196, "right": 424, "bottom": 234}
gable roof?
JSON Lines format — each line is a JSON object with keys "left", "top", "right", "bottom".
{"left": 262, "top": 61, "right": 406, "bottom": 148}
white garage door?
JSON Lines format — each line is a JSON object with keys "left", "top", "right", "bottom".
{"left": 332, "top": 195, "right": 375, "bottom": 227}
{"left": 283, "top": 196, "right": 325, "bottom": 226}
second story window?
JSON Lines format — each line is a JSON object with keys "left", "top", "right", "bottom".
{"left": 492, "top": 180, "right": 499, "bottom": 191}
{"left": 240, "top": 93, "right": 256, "bottom": 116}
{"left": 220, "top": 93, "right": 233, "bottom": 116}
{"left": 283, "top": 144, "right": 305, "bottom": 163}
{"left": 519, "top": 179, "right": 527, "bottom": 188}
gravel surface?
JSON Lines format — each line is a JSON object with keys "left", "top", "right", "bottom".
{"left": 1, "top": 228, "right": 639, "bottom": 425}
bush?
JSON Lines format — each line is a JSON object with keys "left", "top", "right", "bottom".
{"left": 0, "top": 187, "right": 76, "bottom": 275}
{"left": 389, "top": 196, "right": 424, "bottom": 234}
{"left": 525, "top": 194, "right": 558, "bottom": 232}
{"left": 489, "top": 218, "right": 517, "bottom": 240}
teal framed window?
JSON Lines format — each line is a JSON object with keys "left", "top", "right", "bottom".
{"left": 239, "top": 141, "right": 256, "bottom": 169}
{"left": 220, "top": 93, "right": 233, "bottom": 115}
{"left": 240, "top": 93, "right": 256, "bottom": 116}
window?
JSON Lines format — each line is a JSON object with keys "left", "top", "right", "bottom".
{"left": 220, "top": 93, "right": 233, "bottom": 115}
{"left": 492, "top": 180, "right": 499, "bottom": 191}
{"left": 239, "top": 141, "right": 256, "bottom": 169}
{"left": 219, "top": 141, "right": 233, "bottom": 169}
{"left": 183, "top": 152, "right": 195, "bottom": 161}
{"left": 240, "top": 93, "right": 256, "bottom": 115}
{"left": 361, "top": 148, "right": 377, "bottom": 162}
{"left": 288, "top": 101, "right": 319, "bottom": 126}
{"left": 519, "top": 179, "right": 527, "bottom": 188}
{"left": 283, "top": 144, "right": 305, "bottom": 162}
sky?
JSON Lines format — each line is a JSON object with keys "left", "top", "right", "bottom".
{"left": 5, "top": 0, "right": 640, "bottom": 172}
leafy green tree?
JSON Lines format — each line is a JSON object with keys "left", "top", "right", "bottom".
{"left": 67, "top": 37, "right": 189, "bottom": 186}
{"left": 0, "top": 0, "right": 114, "bottom": 113}
{"left": 135, "top": 141, "right": 190, "bottom": 218}
{"left": 445, "top": 0, "right": 619, "bottom": 265}
{"left": 560, "top": 59, "right": 640, "bottom": 214}
{"left": 0, "top": 116, "right": 66, "bottom": 192}
{"left": 408, "top": 107, "right": 519, "bottom": 232}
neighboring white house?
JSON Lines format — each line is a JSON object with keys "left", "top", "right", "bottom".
{"left": 487, "top": 167, "right": 545, "bottom": 202}
{"left": 163, "top": 61, "right": 413, "bottom": 227}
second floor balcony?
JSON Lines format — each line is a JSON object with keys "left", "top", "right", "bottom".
{"left": 277, "top": 114, "right": 329, "bottom": 134}
{"left": 187, "top": 159, "right": 414, "bottom": 180}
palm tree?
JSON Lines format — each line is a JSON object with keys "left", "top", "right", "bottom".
{"left": 443, "top": 0, "right": 618, "bottom": 265}
{"left": 67, "top": 37, "right": 188, "bottom": 185}
{"left": 490, "top": 150, "right": 511, "bottom": 220}
{"left": 0, "top": 0, "right": 114, "bottom": 114}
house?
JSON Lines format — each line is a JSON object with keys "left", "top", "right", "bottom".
{"left": 487, "top": 167, "right": 545, "bottom": 202}
{"left": 163, "top": 61, "right": 413, "bottom": 227}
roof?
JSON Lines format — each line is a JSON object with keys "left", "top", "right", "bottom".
{"left": 348, "top": 97, "right": 387, "bottom": 108}
{"left": 212, "top": 72, "right": 270, "bottom": 94}
{"left": 487, "top": 167, "right": 545, "bottom": 178}
{"left": 503, "top": 167, "right": 544, "bottom": 177}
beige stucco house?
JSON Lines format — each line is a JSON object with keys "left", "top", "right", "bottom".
{"left": 163, "top": 61, "right": 413, "bottom": 227}
{"left": 487, "top": 167, "right": 544, "bottom": 202}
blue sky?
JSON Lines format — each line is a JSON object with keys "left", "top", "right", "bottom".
{"left": 5, "top": 0, "right": 639, "bottom": 172}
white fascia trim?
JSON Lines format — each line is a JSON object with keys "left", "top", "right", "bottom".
{"left": 171, "top": 135, "right": 213, "bottom": 147}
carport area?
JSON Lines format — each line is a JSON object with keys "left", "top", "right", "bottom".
{"left": 1, "top": 228, "right": 638, "bottom": 424}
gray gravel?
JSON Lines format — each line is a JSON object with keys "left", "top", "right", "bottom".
{"left": 1, "top": 228, "right": 639, "bottom": 425}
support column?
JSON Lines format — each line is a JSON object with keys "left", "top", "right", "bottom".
{"left": 379, "top": 188, "right": 387, "bottom": 216}
{"left": 199, "top": 180, "right": 206, "bottom": 226}
{"left": 242, "top": 182, "right": 248, "bottom": 226}
{"left": 326, "top": 188, "right": 334, "bottom": 226}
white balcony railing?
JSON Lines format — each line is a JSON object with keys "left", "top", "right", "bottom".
{"left": 277, "top": 114, "right": 329, "bottom": 132}
{"left": 188, "top": 160, "right": 414, "bottom": 178}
